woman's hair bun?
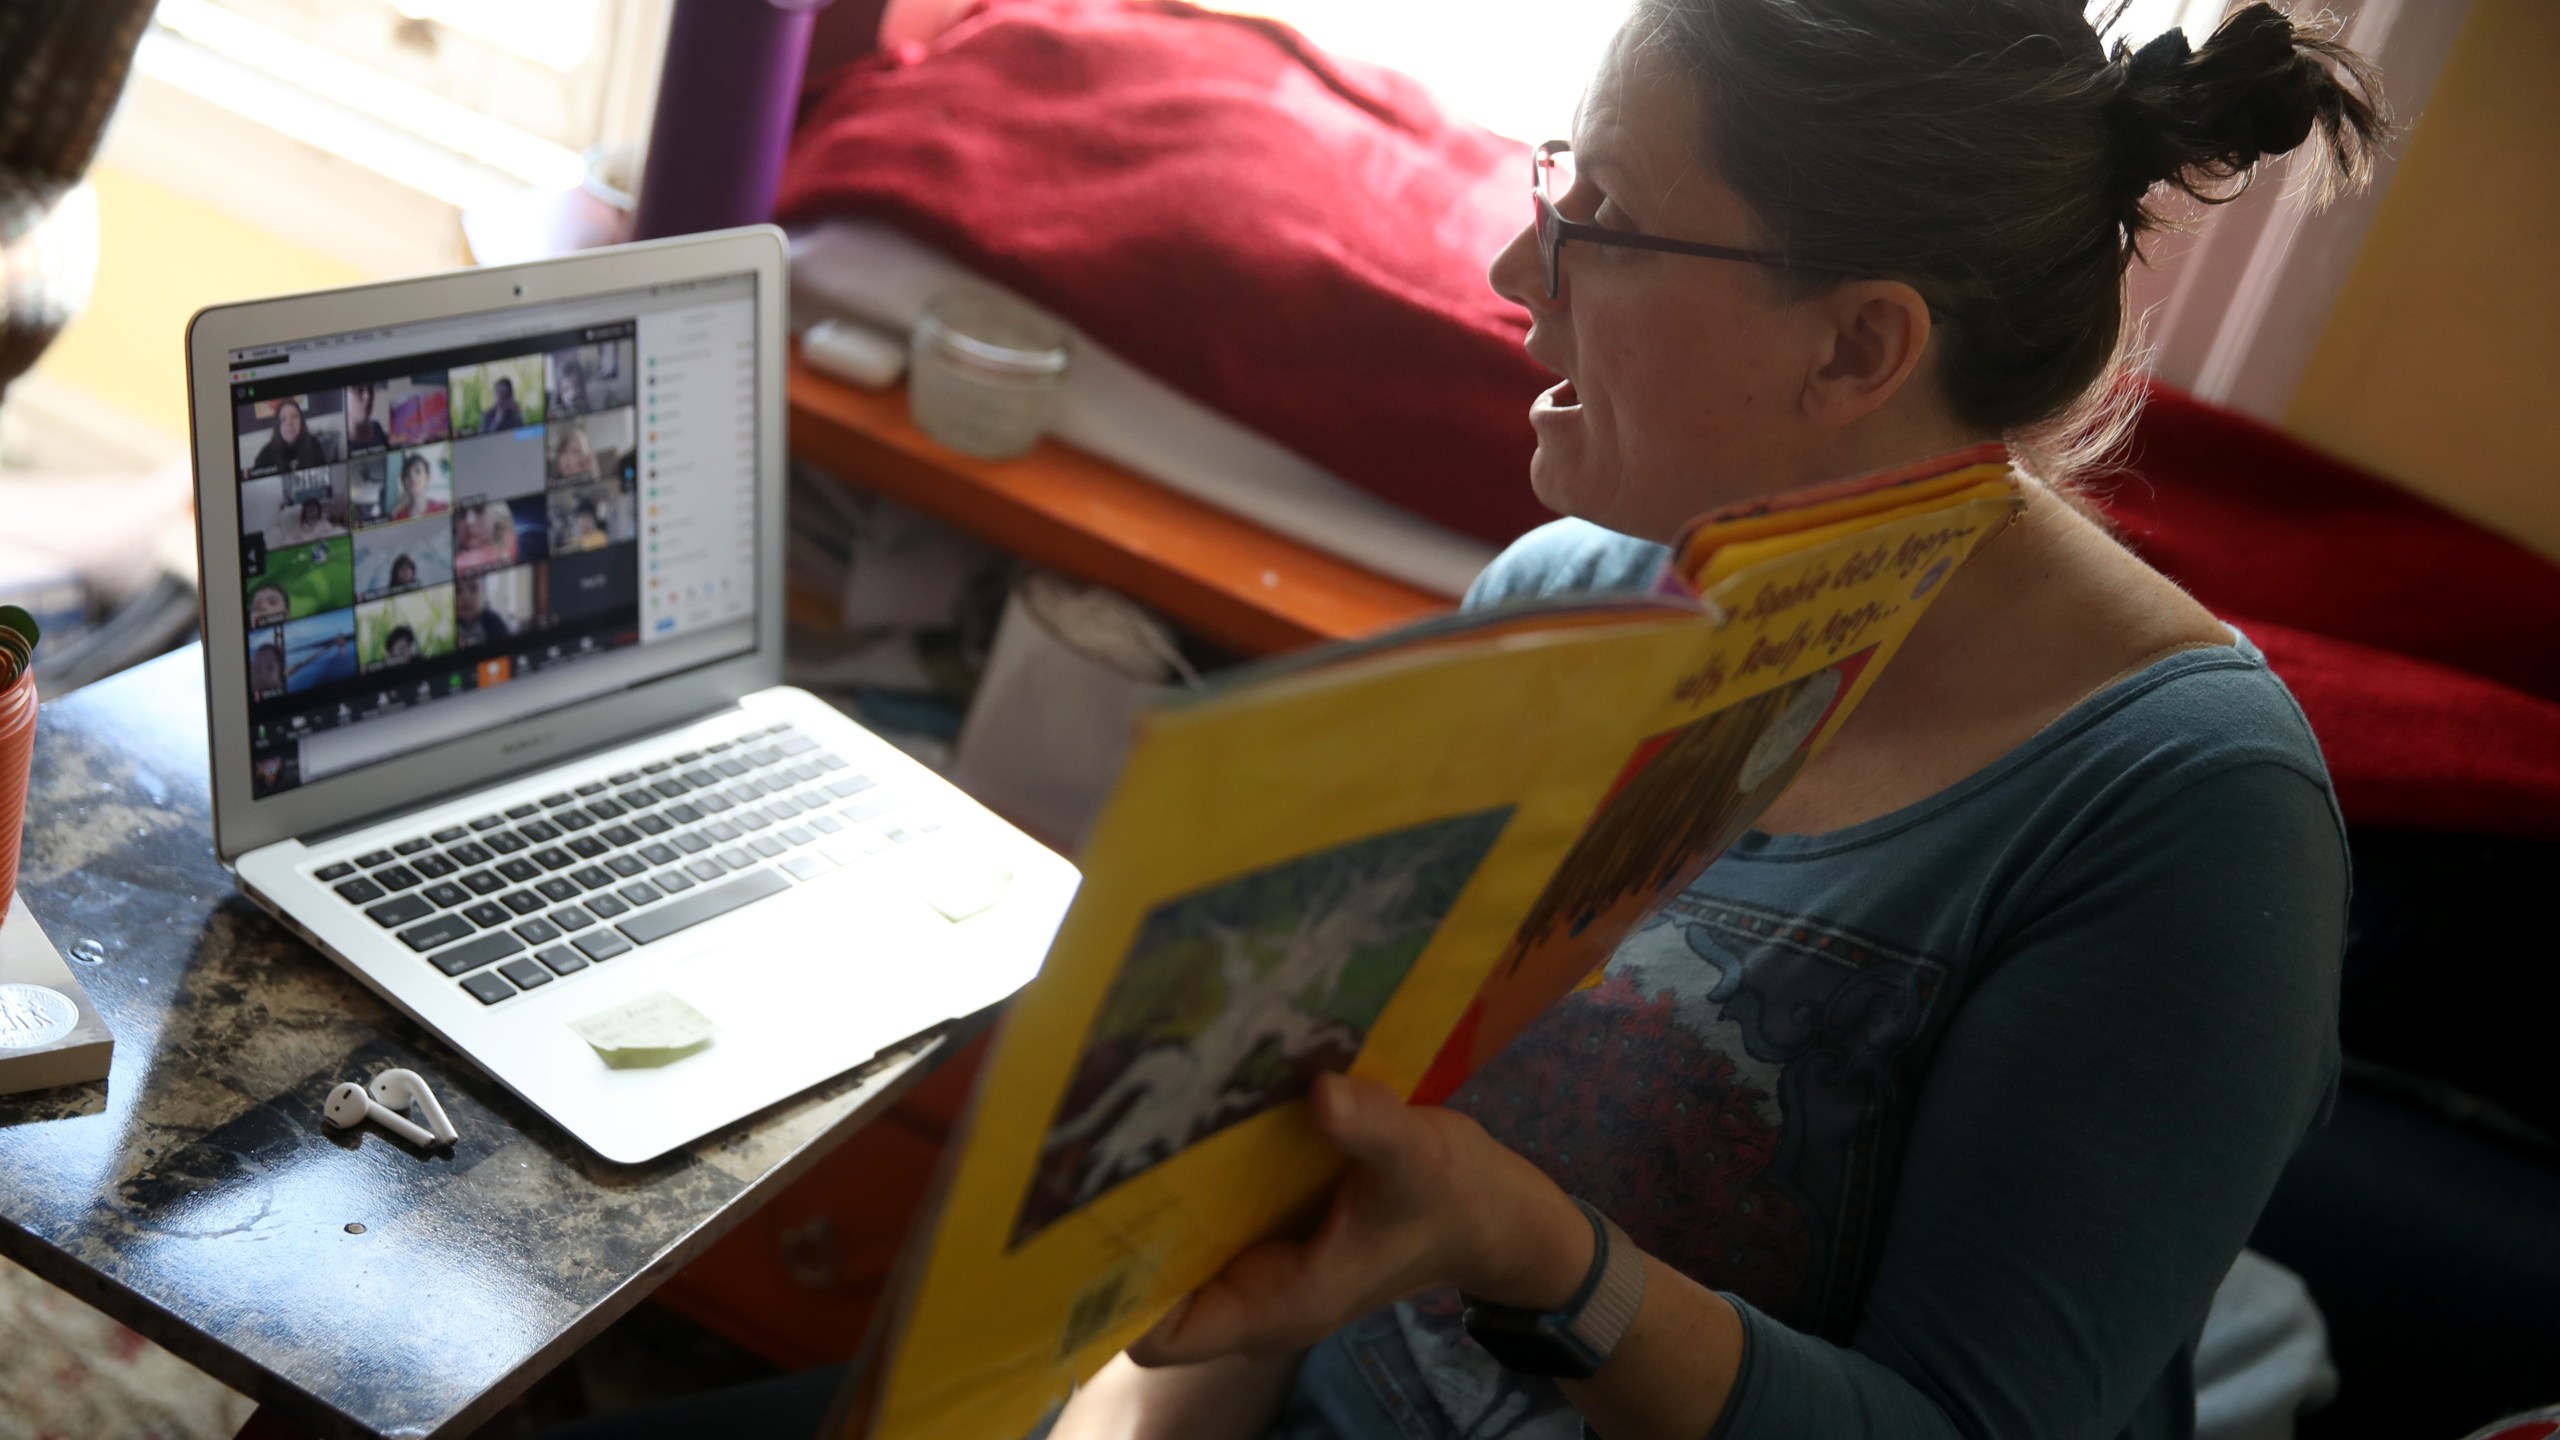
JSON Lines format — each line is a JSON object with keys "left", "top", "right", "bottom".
{"left": 2108, "top": 1, "right": 2389, "bottom": 220}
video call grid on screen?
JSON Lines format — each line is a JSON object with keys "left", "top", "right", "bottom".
{"left": 227, "top": 280, "right": 754, "bottom": 800}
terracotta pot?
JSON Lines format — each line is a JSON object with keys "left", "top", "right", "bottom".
{"left": 0, "top": 670, "right": 34, "bottom": 916}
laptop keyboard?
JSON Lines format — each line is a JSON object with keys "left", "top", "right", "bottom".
{"left": 305, "top": 720, "right": 938, "bottom": 1005}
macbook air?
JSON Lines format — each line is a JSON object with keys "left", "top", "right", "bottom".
{"left": 186, "top": 226, "right": 1078, "bottom": 1163}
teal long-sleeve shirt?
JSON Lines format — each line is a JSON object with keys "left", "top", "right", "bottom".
{"left": 1276, "top": 519, "right": 2349, "bottom": 1440}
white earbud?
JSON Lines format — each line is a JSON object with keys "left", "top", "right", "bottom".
{"left": 324, "top": 1081, "right": 436, "bottom": 1147}
{"left": 367, "top": 1068, "right": 458, "bottom": 1146}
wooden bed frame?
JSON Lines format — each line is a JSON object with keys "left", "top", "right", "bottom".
{"left": 785, "top": 347, "right": 1450, "bottom": 655}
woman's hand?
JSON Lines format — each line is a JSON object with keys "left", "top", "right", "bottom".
{"left": 1129, "top": 1072, "right": 1595, "bottom": 1366}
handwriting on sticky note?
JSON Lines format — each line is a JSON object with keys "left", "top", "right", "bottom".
{"left": 920, "top": 856, "right": 1012, "bottom": 922}
{"left": 571, "top": 992, "right": 717, "bottom": 1068}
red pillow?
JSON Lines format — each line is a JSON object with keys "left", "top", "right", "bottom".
{"left": 780, "top": 0, "right": 1554, "bottom": 546}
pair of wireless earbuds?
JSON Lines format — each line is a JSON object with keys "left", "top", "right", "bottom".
{"left": 323, "top": 1068, "right": 458, "bottom": 1148}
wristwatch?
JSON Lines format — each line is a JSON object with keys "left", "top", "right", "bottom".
{"left": 1460, "top": 1199, "right": 1648, "bottom": 1379}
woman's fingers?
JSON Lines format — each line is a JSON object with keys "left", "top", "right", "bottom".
{"left": 1134, "top": 1239, "right": 1331, "bottom": 1363}
{"left": 1309, "top": 1073, "right": 1442, "bottom": 1186}
{"left": 1138, "top": 1188, "right": 1435, "bottom": 1363}
{"left": 1135, "top": 1077, "right": 1515, "bottom": 1366}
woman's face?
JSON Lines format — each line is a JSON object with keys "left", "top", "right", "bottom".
{"left": 457, "top": 507, "right": 487, "bottom": 547}
{"left": 350, "top": 385, "right": 373, "bottom": 423}
{"left": 250, "top": 587, "right": 289, "bottom": 625}
{"left": 1487, "top": 34, "right": 1854, "bottom": 541}
{"left": 402, "top": 460, "right": 427, "bottom": 498}
{"left": 276, "top": 402, "right": 304, "bottom": 443}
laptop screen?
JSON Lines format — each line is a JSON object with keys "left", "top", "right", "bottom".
{"left": 223, "top": 273, "right": 760, "bottom": 800}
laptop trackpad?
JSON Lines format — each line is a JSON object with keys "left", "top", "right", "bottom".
{"left": 496, "top": 847, "right": 1059, "bottom": 1163}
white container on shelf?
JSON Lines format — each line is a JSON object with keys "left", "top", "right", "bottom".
{"left": 950, "top": 574, "right": 1189, "bottom": 852}
{"left": 907, "top": 287, "right": 1071, "bottom": 460}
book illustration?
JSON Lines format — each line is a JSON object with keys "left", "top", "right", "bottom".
{"left": 1012, "top": 808, "right": 1514, "bottom": 1246}
{"left": 1413, "top": 653, "right": 1863, "bottom": 1104}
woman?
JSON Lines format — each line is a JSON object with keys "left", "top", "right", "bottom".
{"left": 483, "top": 375, "right": 526, "bottom": 433}
{"left": 251, "top": 397, "right": 328, "bottom": 472}
{"left": 1051, "top": 4, "right": 2384, "bottom": 1439}
{"left": 553, "top": 423, "right": 599, "bottom": 481}
{"left": 537, "top": 5, "right": 2385, "bottom": 1440}
{"left": 454, "top": 501, "right": 519, "bottom": 575}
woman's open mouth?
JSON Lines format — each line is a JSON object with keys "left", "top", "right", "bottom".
{"left": 1534, "top": 377, "right": 1580, "bottom": 415}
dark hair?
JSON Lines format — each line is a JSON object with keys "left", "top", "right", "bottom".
{"left": 402, "top": 452, "right": 430, "bottom": 481}
{"left": 1634, "top": 0, "right": 2388, "bottom": 476}
{"left": 386, "top": 626, "right": 416, "bottom": 650}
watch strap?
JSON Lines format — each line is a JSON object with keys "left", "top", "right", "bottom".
{"left": 1561, "top": 1202, "right": 1646, "bottom": 1363}
{"left": 1461, "top": 1199, "right": 1649, "bottom": 1377}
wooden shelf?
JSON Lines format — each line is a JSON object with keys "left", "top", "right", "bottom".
{"left": 786, "top": 349, "right": 1449, "bottom": 656}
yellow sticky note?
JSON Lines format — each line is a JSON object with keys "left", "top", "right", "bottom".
{"left": 570, "top": 991, "right": 717, "bottom": 1068}
{"left": 920, "top": 856, "right": 1013, "bottom": 922}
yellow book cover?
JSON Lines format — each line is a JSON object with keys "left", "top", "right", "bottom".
{"left": 839, "top": 450, "right": 2021, "bottom": 1440}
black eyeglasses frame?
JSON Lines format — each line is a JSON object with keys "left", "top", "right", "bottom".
{"left": 1531, "top": 140, "right": 1865, "bottom": 298}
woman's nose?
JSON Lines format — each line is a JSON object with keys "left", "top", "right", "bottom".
{"left": 1488, "top": 219, "right": 1551, "bottom": 314}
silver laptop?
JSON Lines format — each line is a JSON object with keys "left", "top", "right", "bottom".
{"left": 186, "top": 227, "right": 1078, "bottom": 1163}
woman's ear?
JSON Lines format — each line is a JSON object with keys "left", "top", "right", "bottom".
{"left": 1799, "top": 280, "right": 1934, "bottom": 429}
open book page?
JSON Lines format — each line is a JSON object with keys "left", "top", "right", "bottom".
{"left": 848, "top": 454, "right": 2021, "bottom": 1440}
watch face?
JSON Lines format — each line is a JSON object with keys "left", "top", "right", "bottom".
{"left": 1462, "top": 1306, "right": 1604, "bottom": 1380}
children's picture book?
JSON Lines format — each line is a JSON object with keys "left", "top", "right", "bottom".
{"left": 836, "top": 447, "right": 2021, "bottom": 1440}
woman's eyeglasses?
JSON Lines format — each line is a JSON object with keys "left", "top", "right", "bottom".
{"left": 1531, "top": 141, "right": 1858, "bottom": 298}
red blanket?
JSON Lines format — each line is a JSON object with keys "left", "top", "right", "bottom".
{"left": 780, "top": 0, "right": 1552, "bottom": 544}
{"left": 2100, "top": 387, "right": 2560, "bottom": 838}
{"left": 779, "top": 0, "right": 2560, "bottom": 837}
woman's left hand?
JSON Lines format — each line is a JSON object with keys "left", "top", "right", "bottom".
{"left": 1129, "top": 1072, "right": 1595, "bottom": 1365}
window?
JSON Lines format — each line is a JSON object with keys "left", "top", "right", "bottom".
{"left": 136, "top": 0, "right": 668, "bottom": 208}
{"left": 1215, "top": 1, "right": 2235, "bottom": 146}
{"left": 1210, "top": 0, "right": 1628, "bottom": 145}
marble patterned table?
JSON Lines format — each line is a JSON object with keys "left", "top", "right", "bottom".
{"left": 0, "top": 648, "right": 948, "bottom": 1438}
